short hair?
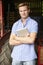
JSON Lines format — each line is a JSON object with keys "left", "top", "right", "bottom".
{"left": 17, "top": 2, "right": 30, "bottom": 9}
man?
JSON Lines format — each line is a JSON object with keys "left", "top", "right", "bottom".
{"left": 9, "top": 2, "right": 38, "bottom": 65}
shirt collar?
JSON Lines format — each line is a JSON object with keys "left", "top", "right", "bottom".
{"left": 20, "top": 17, "right": 30, "bottom": 26}
{"left": 26, "top": 17, "right": 30, "bottom": 22}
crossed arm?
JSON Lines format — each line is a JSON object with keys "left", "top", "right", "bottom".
{"left": 9, "top": 32, "right": 37, "bottom": 46}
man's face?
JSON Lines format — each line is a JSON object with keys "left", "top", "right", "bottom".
{"left": 19, "top": 6, "right": 30, "bottom": 19}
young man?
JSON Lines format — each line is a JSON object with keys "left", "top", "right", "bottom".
{"left": 9, "top": 2, "right": 38, "bottom": 65}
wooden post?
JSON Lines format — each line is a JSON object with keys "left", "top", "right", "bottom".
{"left": 0, "top": 0, "right": 4, "bottom": 37}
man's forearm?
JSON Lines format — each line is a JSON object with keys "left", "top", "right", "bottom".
{"left": 9, "top": 32, "right": 37, "bottom": 45}
{"left": 15, "top": 32, "right": 37, "bottom": 44}
{"left": 9, "top": 39, "right": 22, "bottom": 46}
{"left": 15, "top": 36, "right": 35, "bottom": 44}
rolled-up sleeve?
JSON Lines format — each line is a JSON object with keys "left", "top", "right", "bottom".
{"left": 30, "top": 21, "right": 38, "bottom": 33}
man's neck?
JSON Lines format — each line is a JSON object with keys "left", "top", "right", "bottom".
{"left": 21, "top": 18, "right": 27, "bottom": 25}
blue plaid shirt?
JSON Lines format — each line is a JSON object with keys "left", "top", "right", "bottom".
{"left": 11, "top": 17, "right": 38, "bottom": 61}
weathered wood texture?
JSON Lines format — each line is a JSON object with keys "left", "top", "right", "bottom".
{"left": 0, "top": 40, "right": 12, "bottom": 65}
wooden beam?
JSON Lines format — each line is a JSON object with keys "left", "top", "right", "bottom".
{"left": 0, "top": 0, "right": 4, "bottom": 37}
